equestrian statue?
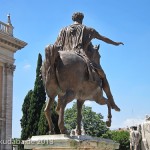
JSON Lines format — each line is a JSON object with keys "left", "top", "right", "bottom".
{"left": 41, "top": 12, "right": 124, "bottom": 135}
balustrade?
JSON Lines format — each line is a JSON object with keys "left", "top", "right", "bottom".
{"left": 0, "top": 21, "right": 13, "bottom": 36}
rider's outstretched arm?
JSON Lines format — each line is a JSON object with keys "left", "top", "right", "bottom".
{"left": 93, "top": 29, "right": 124, "bottom": 46}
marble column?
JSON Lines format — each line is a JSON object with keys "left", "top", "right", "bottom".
{"left": 0, "top": 63, "right": 15, "bottom": 150}
{"left": 4, "top": 63, "right": 15, "bottom": 150}
{"left": 0, "top": 65, "right": 3, "bottom": 143}
{"left": 0, "top": 64, "right": 5, "bottom": 150}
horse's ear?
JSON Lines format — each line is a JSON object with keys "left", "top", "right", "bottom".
{"left": 97, "top": 44, "right": 100, "bottom": 50}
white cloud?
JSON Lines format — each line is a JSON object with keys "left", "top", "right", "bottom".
{"left": 23, "top": 64, "right": 31, "bottom": 70}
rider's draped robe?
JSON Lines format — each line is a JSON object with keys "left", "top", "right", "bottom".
{"left": 54, "top": 23, "right": 103, "bottom": 81}
{"left": 55, "top": 24, "right": 98, "bottom": 53}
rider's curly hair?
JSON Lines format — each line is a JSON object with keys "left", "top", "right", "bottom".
{"left": 72, "top": 12, "right": 84, "bottom": 22}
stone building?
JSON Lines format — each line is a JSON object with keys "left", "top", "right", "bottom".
{"left": 141, "top": 115, "right": 150, "bottom": 150}
{"left": 0, "top": 15, "right": 27, "bottom": 150}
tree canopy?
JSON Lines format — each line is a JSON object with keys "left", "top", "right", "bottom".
{"left": 20, "top": 90, "right": 33, "bottom": 140}
{"left": 21, "top": 53, "right": 60, "bottom": 139}
{"left": 21, "top": 54, "right": 46, "bottom": 138}
{"left": 27, "top": 53, "right": 46, "bottom": 136}
{"left": 101, "top": 130, "right": 130, "bottom": 150}
{"left": 64, "top": 102, "right": 108, "bottom": 137}
{"left": 38, "top": 101, "right": 60, "bottom": 135}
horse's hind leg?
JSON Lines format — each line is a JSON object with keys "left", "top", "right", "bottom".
{"left": 55, "top": 95, "right": 61, "bottom": 115}
{"left": 58, "top": 90, "right": 75, "bottom": 134}
{"left": 44, "top": 98, "right": 55, "bottom": 134}
{"left": 77, "top": 100, "right": 84, "bottom": 135}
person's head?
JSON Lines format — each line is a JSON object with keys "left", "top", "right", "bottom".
{"left": 130, "top": 126, "right": 137, "bottom": 131}
{"left": 72, "top": 12, "right": 84, "bottom": 24}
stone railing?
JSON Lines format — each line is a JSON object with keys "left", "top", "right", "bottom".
{"left": 0, "top": 21, "right": 13, "bottom": 36}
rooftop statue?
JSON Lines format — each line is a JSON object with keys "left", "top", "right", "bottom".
{"left": 130, "top": 126, "right": 141, "bottom": 150}
{"left": 41, "top": 12, "right": 123, "bottom": 134}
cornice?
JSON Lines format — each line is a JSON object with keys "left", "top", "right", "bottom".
{"left": 0, "top": 30, "right": 27, "bottom": 52}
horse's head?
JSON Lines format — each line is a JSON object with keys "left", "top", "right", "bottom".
{"left": 87, "top": 43, "right": 100, "bottom": 65}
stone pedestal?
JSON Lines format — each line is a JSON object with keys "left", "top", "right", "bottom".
{"left": 24, "top": 134, "right": 119, "bottom": 150}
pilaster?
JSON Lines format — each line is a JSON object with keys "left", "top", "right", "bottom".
{"left": 4, "top": 63, "right": 15, "bottom": 150}
{"left": 0, "top": 65, "right": 3, "bottom": 118}
{"left": 0, "top": 65, "right": 3, "bottom": 145}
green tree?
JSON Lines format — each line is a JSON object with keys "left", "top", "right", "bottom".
{"left": 38, "top": 101, "right": 60, "bottom": 135}
{"left": 51, "top": 101, "right": 60, "bottom": 134}
{"left": 64, "top": 102, "right": 108, "bottom": 137}
{"left": 20, "top": 90, "right": 33, "bottom": 140}
{"left": 38, "top": 104, "right": 48, "bottom": 135}
{"left": 27, "top": 53, "right": 46, "bottom": 137}
{"left": 102, "top": 130, "right": 130, "bottom": 150}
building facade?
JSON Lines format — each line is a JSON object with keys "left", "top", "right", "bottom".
{"left": 0, "top": 15, "right": 27, "bottom": 150}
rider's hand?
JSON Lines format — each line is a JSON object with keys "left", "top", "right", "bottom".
{"left": 115, "top": 42, "right": 124, "bottom": 46}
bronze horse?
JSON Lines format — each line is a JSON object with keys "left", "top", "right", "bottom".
{"left": 41, "top": 45, "right": 112, "bottom": 135}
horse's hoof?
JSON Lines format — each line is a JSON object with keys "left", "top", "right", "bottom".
{"left": 61, "top": 129, "right": 68, "bottom": 135}
{"left": 106, "top": 121, "right": 111, "bottom": 127}
{"left": 48, "top": 130, "right": 55, "bottom": 135}
{"left": 112, "top": 105, "right": 121, "bottom": 112}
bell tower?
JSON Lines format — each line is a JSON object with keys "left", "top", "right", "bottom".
{"left": 0, "top": 15, "right": 27, "bottom": 150}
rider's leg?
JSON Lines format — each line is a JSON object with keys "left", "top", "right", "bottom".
{"left": 96, "top": 67, "right": 120, "bottom": 111}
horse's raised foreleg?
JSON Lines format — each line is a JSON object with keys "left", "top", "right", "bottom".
{"left": 58, "top": 90, "right": 75, "bottom": 134}
{"left": 106, "top": 101, "right": 112, "bottom": 127}
{"left": 95, "top": 95, "right": 112, "bottom": 127}
{"left": 44, "top": 98, "right": 55, "bottom": 134}
{"left": 77, "top": 100, "right": 84, "bottom": 135}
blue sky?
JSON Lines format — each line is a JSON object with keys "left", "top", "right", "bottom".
{"left": 1, "top": 0, "right": 150, "bottom": 138}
